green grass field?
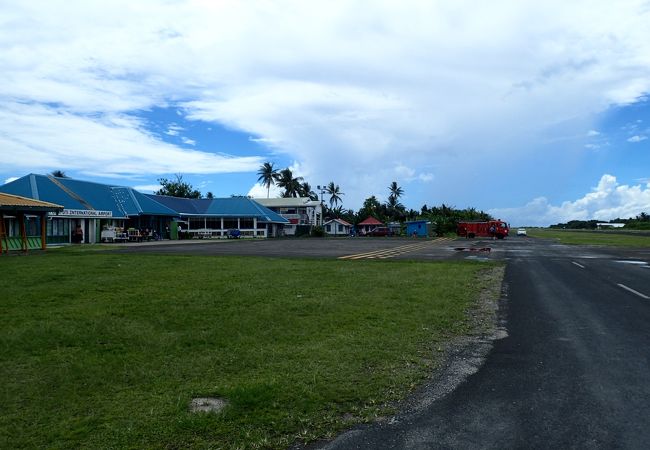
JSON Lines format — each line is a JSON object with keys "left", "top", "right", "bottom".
{"left": 526, "top": 228, "right": 650, "bottom": 247}
{"left": 1, "top": 250, "right": 500, "bottom": 449}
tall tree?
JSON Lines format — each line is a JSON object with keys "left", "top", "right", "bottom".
{"left": 155, "top": 174, "right": 202, "bottom": 198}
{"left": 329, "top": 205, "right": 345, "bottom": 219}
{"left": 299, "top": 182, "right": 318, "bottom": 200}
{"left": 388, "top": 181, "right": 404, "bottom": 202}
{"left": 276, "top": 168, "right": 303, "bottom": 198}
{"left": 50, "top": 170, "right": 68, "bottom": 178}
{"left": 325, "top": 181, "right": 344, "bottom": 208}
{"left": 256, "top": 162, "right": 278, "bottom": 198}
{"left": 358, "top": 195, "right": 381, "bottom": 221}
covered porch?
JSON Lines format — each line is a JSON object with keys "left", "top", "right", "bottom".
{"left": 0, "top": 193, "right": 64, "bottom": 254}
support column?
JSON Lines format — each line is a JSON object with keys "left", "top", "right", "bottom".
{"left": 0, "top": 213, "right": 6, "bottom": 254}
{"left": 253, "top": 217, "right": 257, "bottom": 237}
{"left": 19, "top": 213, "right": 27, "bottom": 253}
{"left": 41, "top": 213, "right": 47, "bottom": 250}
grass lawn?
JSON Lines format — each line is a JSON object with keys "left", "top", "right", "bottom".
{"left": 1, "top": 250, "right": 499, "bottom": 449}
{"left": 527, "top": 228, "right": 650, "bottom": 247}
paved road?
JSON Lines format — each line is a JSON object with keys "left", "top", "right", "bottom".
{"left": 316, "top": 237, "right": 650, "bottom": 449}
{"left": 115, "top": 236, "right": 460, "bottom": 260}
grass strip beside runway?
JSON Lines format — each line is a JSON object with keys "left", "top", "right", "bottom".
{"left": 1, "top": 251, "right": 496, "bottom": 449}
{"left": 527, "top": 229, "right": 650, "bottom": 247}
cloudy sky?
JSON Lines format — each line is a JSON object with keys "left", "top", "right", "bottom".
{"left": 1, "top": 0, "right": 650, "bottom": 225}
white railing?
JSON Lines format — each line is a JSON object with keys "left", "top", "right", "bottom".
{"left": 186, "top": 228, "right": 267, "bottom": 239}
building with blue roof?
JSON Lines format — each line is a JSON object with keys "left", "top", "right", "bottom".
{"left": 0, "top": 174, "right": 290, "bottom": 244}
{"left": 148, "top": 195, "right": 289, "bottom": 238}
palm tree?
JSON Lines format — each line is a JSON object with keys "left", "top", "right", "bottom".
{"left": 276, "top": 168, "right": 303, "bottom": 198}
{"left": 325, "top": 182, "right": 344, "bottom": 208}
{"left": 388, "top": 181, "right": 403, "bottom": 202}
{"left": 257, "top": 162, "right": 279, "bottom": 198}
{"left": 385, "top": 195, "right": 404, "bottom": 210}
{"left": 299, "top": 182, "right": 318, "bottom": 200}
{"left": 50, "top": 170, "right": 68, "bottom": 178}
{"left": 330, "top": 205, "right": 345, "bottom": 219}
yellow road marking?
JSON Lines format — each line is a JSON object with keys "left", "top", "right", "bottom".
{"left": 338, "top": 238, "right": 451, "bottom": 260}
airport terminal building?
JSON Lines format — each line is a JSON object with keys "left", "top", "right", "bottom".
{"left": 0, "top": 174, "right": 289, "bottom": 248}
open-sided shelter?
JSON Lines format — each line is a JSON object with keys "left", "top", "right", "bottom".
{"left": 0, "top": 192, "right": 63, "bottom": 253}
{"left": 357, "top": 216, "right": 384, "bottom": 235}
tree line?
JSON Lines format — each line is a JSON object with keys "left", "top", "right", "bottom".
{"left": 64, "top": 164, "right": 493, "bottom": 235}
{"left": 550, "top": 213, "right": 650, "bottom": 230}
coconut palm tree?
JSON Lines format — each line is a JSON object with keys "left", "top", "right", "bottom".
{"left": 299, "top": 182, "right": 318, "bottom": 200}
{"left": 276, "top": 168, "right": 304, "bottom": 198}
{"left": 388, "top": 181, "right": 404, "bottom": 203}
{"left": 325, "top": 182, "right": 344, "bottom": 208}
{"left": 257, "top": 162, "right": 279, "bottom": 198}
{"left": 329, "top": 205, "right": 345, "bottom": 219}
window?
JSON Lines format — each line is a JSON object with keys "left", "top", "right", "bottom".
{"left": 47, "top": 218, "right": 70, "bottom": 236}
{"left": 240, "top": 219, "right": 254, "bottom": 229}
{"left": 326, "top": 224, "right": 331, "bottom": 232}
{"left": 338, "top": 224, "right": 343, "bottom": 232}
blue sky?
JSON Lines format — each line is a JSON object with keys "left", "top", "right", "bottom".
{"left": 1, "top": 1, "right": 650, "bottom": 226}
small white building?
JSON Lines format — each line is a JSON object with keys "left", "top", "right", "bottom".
{"left": 254, "top": 197, "right": 323, "bottom": 235}
{"left": 324, "top": 218, "right": 352, "bottom": 236}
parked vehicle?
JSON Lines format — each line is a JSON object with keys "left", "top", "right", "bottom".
{"left": 517, "top": 228, "right": 527, "bottom": 236}
{"left": 367, "top": 226, "right": 393, "bottom": 237}
{"left": 227, "top": 229, "right": 241, "bottom": 239}
{"left": 457, "top": 220, "right": 509, "bottom": 239}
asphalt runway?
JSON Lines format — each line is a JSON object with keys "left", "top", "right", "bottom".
{"left": 317, "top": 237, "right": 650, "bottom": 449}
{"left": 115, "top": 236, "right": 464, "bottom": 260}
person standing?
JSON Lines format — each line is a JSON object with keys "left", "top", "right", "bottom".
{"left": 73, "top": 224, "right": 83, "bottom": 244}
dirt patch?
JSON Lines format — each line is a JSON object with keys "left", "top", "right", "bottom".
{"left": 190, "top": 397, "right": 228, "bottom": 414}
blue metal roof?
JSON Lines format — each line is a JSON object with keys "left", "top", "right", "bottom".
{"left": 0, "top": 174, "right": 87, "bottom": 210}
{"left": 148, "top": 195, "right": 289, "bottom": 223}
{"left": 0, "top": 174, "right": 177, "bottom": 218}
{"left": 0, "top": 174, "right": 289, "bottom": 223}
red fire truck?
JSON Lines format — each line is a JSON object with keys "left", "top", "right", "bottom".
{"left": 457, "top": 220, "right": 510, "bottom": 239}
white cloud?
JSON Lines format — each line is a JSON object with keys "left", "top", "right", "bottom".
{"left": 247, "top": 183, "right": 283, "bottom": 199}
{"left": 2, "top": 1, "right": 650, "bottom": 207}
{"left": 490, "top": 174, "right": 650, "bottom": 226}
{"left": 418, "top": 173, "right": 434, "bottom": 182}
{"left": 627, "top": 135, "right": 647, "bottom": 142}
{"left": 132, "top": 184, "right": 162, "bottom": 193}
{"left": 587, "top": 130, "right": 600, "bottom": 136}
{"left": 181, "top": 137, "right": 196, "bottom": 146}
{"left": 584, "top": 143, "right": 600, "bottom": 149}
{"left": 394, "top": 164, "right": 416, "bottom": 179}
{"left": 0, "top": 102, "right": 263, "bottom": 176}
{"left": 164, "top": 124, "right": 184, "bottom": 136}
{"left": 4, "top": 177, "right": 19, "bottom": 184}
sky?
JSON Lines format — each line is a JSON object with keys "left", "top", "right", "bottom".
{"left": 1, "top": 0, "right": 650, "bottom": 226}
